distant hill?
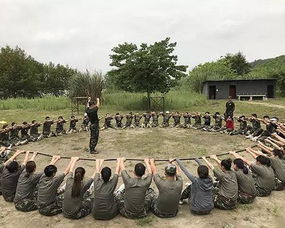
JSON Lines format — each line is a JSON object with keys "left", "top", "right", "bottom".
{"left": 250, "top": 55, "right": 285, "bottom": 68}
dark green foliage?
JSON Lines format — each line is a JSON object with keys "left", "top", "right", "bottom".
{"left": 181, "top": 61, "right": 236, "bottom": 93}
{"left": 108, "top": 38, "right": 188, "bottom": 95}
{"left": 0, "top": 46, "right": 76, "bottom": 98}
{"left": 221, "top": 52, "right": 251, "bottom": 75}
{"left": 247, "top": 55, "right": 285, "bottom": 95}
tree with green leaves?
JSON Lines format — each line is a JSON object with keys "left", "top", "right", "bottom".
{"left": 182, "top": 61, "right": 237, "bottom": 93}
{"left": 221, "top": 52, "right": 251, "bottom": 75}
{"left": 108, "top": 38, "right": 187, "bottom": 106}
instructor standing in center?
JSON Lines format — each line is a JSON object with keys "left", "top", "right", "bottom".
{"left": 86, "top": 97, "right": 100, "bottom": 154}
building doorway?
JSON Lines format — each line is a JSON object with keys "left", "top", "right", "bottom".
{"left": 209, "top": 86, "right": 216, "bottom": 99}
{"left": 229, "top": 85, "right": 236, "bottom": 99}
{"left": 267, "top": 85, "right": 274, "bottom": 98}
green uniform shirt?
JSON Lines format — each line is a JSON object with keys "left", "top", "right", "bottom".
{"left": 63, "top": 173, "right": 93, "bottom": 217}
{"left": 37, "top": 173, "right": 65, "bottom": 208}
{"left": 153, "top": 174, "right": 183, "bottom": 215}
{"left": 235, "top": 169, "right": 256, "bottom": 196}
{"left": 213, "top": 169, "right": 238, "bottom": 200}
{"left": 14, "top": 170, "right": 42, "bottom": 203}
{"left": 251, "top": 164, "right": 275, "bottom": 192}
{"left": 121, "top": 170, "right": 152, "bottom": 215}
{"left": 270, "top": 157, "right": 285, "bottom": 182}
{"left": 92, "top": 173, "right": 119, "bottom": 220}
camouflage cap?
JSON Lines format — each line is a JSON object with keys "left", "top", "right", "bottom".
{"left": 165, "top": 164, "right": 177, "bottom": 175}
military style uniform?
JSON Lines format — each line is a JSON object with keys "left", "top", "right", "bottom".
{"left": 151, "top": 113, "right": 159, "bottom": 128}
{"left": 192, "top": 115, "right": 202, "bottom": 128}
{"left": 225, "top": 100, "right": 235, "bottom": 118}
{"left": 123, "top": 114, "right": 134, "bottom": 129}
{"left": 30, "top": 123, "right": 42, "bottom": 141}
{"left": 115, "top": 115, "right": 124, "bottom": 128}
{"left": 86, "top": 106, "right": 99, "bottom": 153}
{"left": 42, "top": 121, "right": 54, "bottom": 137}
{"left": 0, "top": 128, "right": 10, "bottom": 147}
{"left": 172, "top": 114, "right": 181, "bottom": 127}
{"left": 142, "top": 113, "right": 151, "bottom": 128}
{"left": 230, "top": 119, "right": 248, "bottom": 135}
{"left": 161, "top": 113, "right": 171, "bottom": 127}
{"left": 69, "top": 119, "right": 78, "bottom": 132}
{"left": 134, "top": 114, "right": 142, "bottom": 127}
{"left": 55, "top": 120, "right": 66, "bottom": 135}
{"left": 248, "top": 119, "right": 263, "bottom": 136}
{"left": 183, "top": 113, "right": 191, "bottom": 128}
{"left": 102, "top": 117, "right": 114, "bottom": 129}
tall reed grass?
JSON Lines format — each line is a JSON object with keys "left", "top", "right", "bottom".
{"left": 0, "top": 91, "right": 207, "bottom": 111}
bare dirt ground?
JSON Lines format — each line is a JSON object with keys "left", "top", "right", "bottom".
{"left": 0, "top": 128, "right": 284, "bottom": 228}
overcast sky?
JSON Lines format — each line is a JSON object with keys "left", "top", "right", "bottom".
{"left": 1, "top": 0, "right": 285, "bottom": 72}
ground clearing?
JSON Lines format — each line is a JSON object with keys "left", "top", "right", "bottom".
{"left": 0, "top": 128, "right": 284, "bottom": 228}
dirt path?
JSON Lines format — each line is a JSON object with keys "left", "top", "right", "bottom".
{"left": 237, "top": 101, "right": 285, "bottom": 109}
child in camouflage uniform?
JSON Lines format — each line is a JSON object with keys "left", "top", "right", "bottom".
{"left": 182, "top": 112, "right": 191, "bottom": 128}
{"left": 37, "top": 156, "right": 75, "bottom": 216}
{"left": 29, "top": 120, "right": 43, "bottom": 141}
{"left": 68, "top": 116, "right": 79, "bottom": 133}
{"left": 55, "top": 116, "right": 67, "bottom": 135}
{"left": 114, "top": 113, "right": 124, "bottom": 128}
{"left": 191, "top": 113, "right": 202, "bottom": 129}
{"left": 230, "top": 116, "right": 248, "bottom": 135}
{"left": 42, "top": 117, "right": 55, "bottom": 138}
{"left": 142, "top": 112, "right": 151, "bottom": 128}
{"left": 203, "top": 156, "right": 238, "bottom": 210}
{"left": 101, "top": 113, "right": 114, "bottom": 130}
{"left": 14, "top": 152, "right": 42, "bottom": 212}
{"left": 134, "top": 113, "right": 142, "bottom": 128}
{"left": 172, "top": 112, "right": 181, "bottom": 128}
{"left": 0, "top": 124, "right": 11, "bottom": 147}
{"left": 161, "top": 111, "right": 171, "bottom": 128}
{"left": 123, "top": 112, "right": 134, "bottom": 129}
{"left": 151, "top": 112, "right": 159, "bottom": 128}
{"left": 80, "top": 113, "right": 90, "bottom": 132}
{"left": 209, "top": 112, "right": 223, "bottom": 132}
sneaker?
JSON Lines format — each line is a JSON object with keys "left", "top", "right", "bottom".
{"left": 245, "top": 135, "right": 252, "bottom": 139}
{"left": 90, "top": 150, "right": 98, "bottom": 154}
{"left": 179, "top": 200, "right": 185, "bottom": 205}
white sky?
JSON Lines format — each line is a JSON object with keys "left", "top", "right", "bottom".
{"left": 1, "top": 0, "right": 285, "bottom": 72}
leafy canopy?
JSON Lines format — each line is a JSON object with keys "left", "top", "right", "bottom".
{"left": 108, "top": 38, "right": 187, "bottom": 94}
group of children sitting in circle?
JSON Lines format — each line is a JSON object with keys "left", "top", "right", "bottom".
{"left": 0, "top": 125, "right": 284, "bottom": 220}
{"left": 101, "top": 111, "right": 279, "bottom": 142}
{"left": 0, "top": 114, "right": 90, "bottom": 148}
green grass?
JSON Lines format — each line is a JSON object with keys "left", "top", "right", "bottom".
{"left": 1, "top": 93, "right": 285, "bottom": 125}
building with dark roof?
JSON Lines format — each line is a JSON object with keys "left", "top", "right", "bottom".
{"left": 202, "top": 79, "right": 277, "bottom": 100}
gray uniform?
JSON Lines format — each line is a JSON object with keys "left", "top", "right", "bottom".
{"left": 117, "top": 170, "right": 153, "bottom": 218}
{"left": 151, "top": 174, "right": 183, "bottom": 218}
{"left": 14, "top": 170, "right": 42, "bottom": 211}
{"left": 63, "top": 173, "right": 93, "bottom": 219}
{"left": 269, "top": 157, "right": 285, "bottom": 190}
{"left": 213, "top": 169, "right": 238, "bottom": 210}
{"left": 251, "top": 164, "right": 275, "bottom": 196}
{"left": 92, "top": 173, "right": 119, "bottom": 220}
{"left": 235, "top": 169, "right": 256, "bottom": 204}
{"left": 1, "top": 165, "right": 24, "bottom": 202}
{"left": 37, "top": 173, "right": 65, "bottom": 216}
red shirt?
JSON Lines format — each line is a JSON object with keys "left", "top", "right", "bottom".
{"left": 226, "top": 119, "right": 234, "bottom": 130}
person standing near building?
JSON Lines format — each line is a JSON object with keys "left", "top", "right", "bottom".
{"left": 225, "top": 96, "right": 235, "bottom": 118}
{"left": 86, "top": 97, "right": 100, "bottom": 154}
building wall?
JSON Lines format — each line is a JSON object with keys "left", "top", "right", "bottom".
{"left": 202, "top": 80, "right": 276, "bottom": 99}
